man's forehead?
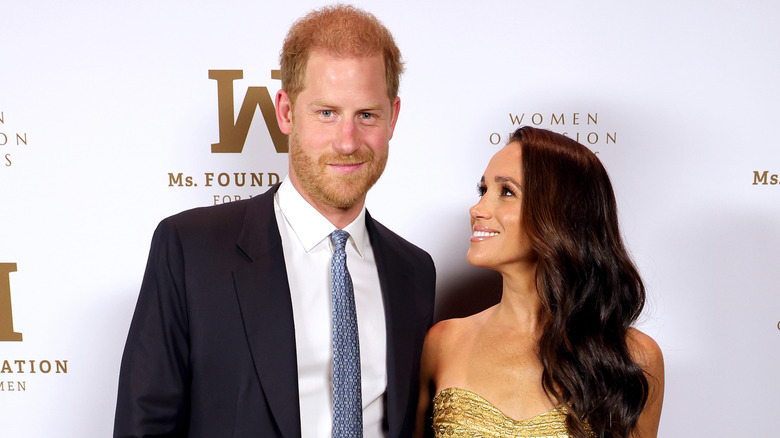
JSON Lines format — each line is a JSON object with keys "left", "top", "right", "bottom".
{"left": 304, "top": 50, "right": 384, "bottom": 69}
{"left": 307, "top": 48, "right": 383, "bottom": 60}
{"left": 295, "top": 51, "right": 390, "bottom": 102}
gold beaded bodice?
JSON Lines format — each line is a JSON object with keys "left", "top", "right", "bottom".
{"left": 432, "top": 387, "right": 591, "bottom": 438}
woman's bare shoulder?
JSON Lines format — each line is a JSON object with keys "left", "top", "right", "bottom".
{"left": 627, "top": 328, "right": 665, "bottom": 437}
{"left": 425, "top": 307, "right": 494, "bottom": 353}
{"left": 627, "top": 328, "right": 664, "bottom": 378}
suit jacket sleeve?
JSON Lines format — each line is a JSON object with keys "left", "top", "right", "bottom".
{"left": 366, "top": 214, "right": 437, "bottom": 437}
{"left": 114, "top": 218, "right": 191, "bottom": 437}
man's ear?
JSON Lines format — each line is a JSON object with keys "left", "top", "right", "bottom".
{"left": 388, "top": 96, "right": 401, "bottom": 140}
{"left": 275, "top": 89, "right": 293, "bottom": 135}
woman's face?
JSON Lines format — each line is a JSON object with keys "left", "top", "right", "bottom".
{"left": 467, "top": 141, "right": 536, "bottom": 272}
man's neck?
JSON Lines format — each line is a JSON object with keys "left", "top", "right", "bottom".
{"left": 288, "top": 178, "right": 365, "bottom": 230}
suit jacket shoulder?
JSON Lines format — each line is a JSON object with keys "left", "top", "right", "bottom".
{"left": 366, "top": 214, "right": 435, "bottom": 270}
{"left": 114, "top": 185, "right": 300, "bottom": 438}
{"left": 365, "top": 212, "right": 436, "bottom": 437}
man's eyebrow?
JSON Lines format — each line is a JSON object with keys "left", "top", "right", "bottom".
{"left": 308, "top": 100, "right": 386, "bottom": 112}
{"left": 309, "top": 99, "right": 336, "bottom": 107}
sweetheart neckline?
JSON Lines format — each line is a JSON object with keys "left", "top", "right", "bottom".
{"left": 433, "top": 387, "right": 565, "bottom": 424}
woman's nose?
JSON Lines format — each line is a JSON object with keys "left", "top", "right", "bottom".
{"left": 469, "top": 198, "right": 489, "bottom": 219}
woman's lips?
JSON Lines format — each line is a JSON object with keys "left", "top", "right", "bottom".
{"left": 471, "top": 226, "right": 499, "bottom": 241}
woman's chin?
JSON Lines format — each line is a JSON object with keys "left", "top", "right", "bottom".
{"left": 466, "top": 252, "right": 495, "bottom": 269}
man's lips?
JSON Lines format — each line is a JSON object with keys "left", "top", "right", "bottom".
{"left": 328, "top": 162, "right": 365, "bottom": 174}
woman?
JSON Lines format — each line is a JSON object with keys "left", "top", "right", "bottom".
{"left": 416, "top": 126, "right": 664, "bottom": 437}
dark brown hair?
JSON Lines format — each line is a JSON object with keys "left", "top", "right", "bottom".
{"left": 512, "top": 126, "right": 649, "bottom": 437}
{"left": 280, "top": 5, "right": 404, "bottom": 105}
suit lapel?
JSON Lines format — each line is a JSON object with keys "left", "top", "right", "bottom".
{"left": 367, "top": 213, "right": 426, "bottom": 438}
{"left": 229, "top": 194, "right": 425, "bottom": 437}
{"left": 233, "top": 185, "right": 301, "bottom": 438}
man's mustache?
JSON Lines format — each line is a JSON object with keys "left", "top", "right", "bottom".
{"left": 319, "top": 149, "right": 375, "bottom": 165}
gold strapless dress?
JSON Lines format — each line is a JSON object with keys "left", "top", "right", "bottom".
{"left": 433, "top": 387, "right": 591, "bottom": 438}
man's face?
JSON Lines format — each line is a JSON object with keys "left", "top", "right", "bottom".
{"left": 278, "top": 51, "right": 400, "bottom": 210}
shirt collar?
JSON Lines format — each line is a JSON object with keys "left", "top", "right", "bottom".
{"left": 275, "top": 177, "right": 369, "bottom": 258}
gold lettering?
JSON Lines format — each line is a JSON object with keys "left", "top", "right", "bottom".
{"left": 588, "top": 113, "right": 598, "bottom": 124}
{"left": 168, "top": 173, "right": 184, "bottom": 187}
{"left": 509, "top": 113, "right": 524, "bottom": 125}
{"left": 0, "top": 359, "right": 66, "bottom": 373}
{"left": 0, "top": 381, "right": 26, "bottom": 391}
{"left": 16, "top": 133, "right": 27, "bottom": 146}
{"left": 551, "top": 113, "right": 564, "bottom": 125}
{"left": 753, "top": 171, "right": 769, "bottom": 185}
{"left": 213, "top": 195, "right": 243, "bottom": 205}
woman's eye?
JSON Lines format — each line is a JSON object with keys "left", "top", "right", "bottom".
{"left": 501, "top": 186, "right": 515, "bottom": 197}
{"left": 476, "top": 184, "right": 487, "bottom": 197}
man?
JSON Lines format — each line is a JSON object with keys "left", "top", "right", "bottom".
{"left": 114, "top": 5, "right": 435, "bottom": 438}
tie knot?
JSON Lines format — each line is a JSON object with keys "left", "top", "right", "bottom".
{"left": 330, "top": 229, "right": 350, "bottom": 252}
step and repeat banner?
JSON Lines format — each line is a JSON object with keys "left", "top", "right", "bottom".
{"left": 2, "top": 1, "right": 778, "bottom": 436}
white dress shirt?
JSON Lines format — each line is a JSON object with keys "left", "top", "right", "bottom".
{"left": 274, "top": 177, "right": 387, "bottom": 437}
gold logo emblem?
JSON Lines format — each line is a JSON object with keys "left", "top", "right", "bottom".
{"left": 0, "top": 263, "right": 22, "bottom": 342}
{"left": 209, "top": 70, "right": 288, "bottom": 154}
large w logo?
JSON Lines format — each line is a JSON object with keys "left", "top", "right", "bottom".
{"left": 209, "top": 70, "right": 289, "bottom": 153}
{"left": 0, "top": 263, "right": 22, "bottom": 342}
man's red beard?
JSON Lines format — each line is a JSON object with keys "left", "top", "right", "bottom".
{"left": 289, "top": 130, "right": 388, "bottom": 209}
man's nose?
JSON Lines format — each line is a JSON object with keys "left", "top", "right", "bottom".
{"left": 334, "top": 118, "right": 359, "bottom": 155}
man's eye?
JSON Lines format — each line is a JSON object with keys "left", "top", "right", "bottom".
{"left": 360, "top": 112, "right": 373, "bottom": 119}
{"left": 321, "top": 110, "right": 333, "bottom": 117}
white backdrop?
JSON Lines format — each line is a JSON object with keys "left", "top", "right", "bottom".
{"left": 1, "top": 1, "right": 779, "bottom": 436}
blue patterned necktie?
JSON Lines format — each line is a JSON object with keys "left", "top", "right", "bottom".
{"left": 330, "top": 230, "right": 362, "bottom": 437}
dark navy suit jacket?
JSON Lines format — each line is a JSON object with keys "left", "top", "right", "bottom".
{"left": 114, "top": 184, "right": 436, "bottom": 437}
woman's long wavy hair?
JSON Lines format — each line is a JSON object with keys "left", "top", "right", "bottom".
{"left": 512, "top": 126, "right": 648, "bottom": 437}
